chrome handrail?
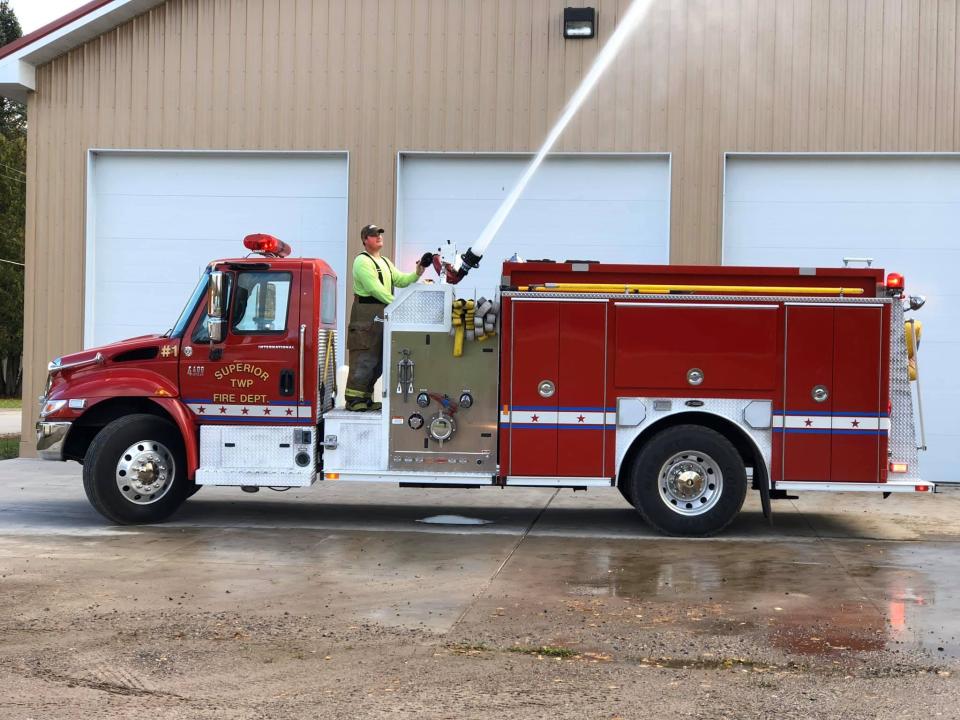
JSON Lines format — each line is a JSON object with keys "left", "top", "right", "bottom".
{"left": 907, "top": 319, "right": 927, "bottom": 451}
{"left": 298, "top": 324, "right": 306, "bottom": 403}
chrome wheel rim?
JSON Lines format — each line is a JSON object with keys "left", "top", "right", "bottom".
{"left": 115, "top": 439, "right": 176, "bottom": 505}
{"left": 658, "top": 450, "right": 723, "bottom": 516}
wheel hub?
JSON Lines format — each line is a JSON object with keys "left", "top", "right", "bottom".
{"left": 658, "top": 451, "right": 723, "bottom": 516}
{"left": 669, "top": 465, "right": 706, "bottom": 500}
{"left": 116, "top": 440, "right": 176, "bottom": 505}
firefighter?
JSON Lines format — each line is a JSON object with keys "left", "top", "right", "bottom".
{"left": 345, "top": 224, "right": 434, "bottom": 411}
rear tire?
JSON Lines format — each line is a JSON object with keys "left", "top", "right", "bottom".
{"left": 628, "top": 424, "right": 747, "bottom": 537}
{"left": 82, "top": 414, "right": 189, "bottom": 524}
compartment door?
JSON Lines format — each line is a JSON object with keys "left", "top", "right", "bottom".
{"left": 830, "top": 305, "right": 884, "bottom": 482}
{"left": 508, "top": 300, "right": 560, "bottom": 476}
{"left": 556, "top": 302, "right": 608, "bottom": 477}
{"left": 781, "top": 305, "right": 834, "bottom": 482}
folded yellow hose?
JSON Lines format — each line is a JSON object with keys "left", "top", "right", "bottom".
{"left": 905, "top": 320, "right": 922, "bottom": 381}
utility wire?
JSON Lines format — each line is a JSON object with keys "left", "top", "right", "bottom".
{"left": 0, "top": 162, "right": 24, "bottom": 176}
{"left": 0, "top": 258, "right": 24, "bottom": 267}
{"left": 0, "top": 172, "right": 25, "bottom": 185}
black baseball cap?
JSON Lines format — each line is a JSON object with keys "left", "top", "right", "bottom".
{"left": 360, "top": 224, "right": 385, "bottom": 239}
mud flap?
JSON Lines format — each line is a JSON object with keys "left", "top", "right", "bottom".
{"left": 759, "top": 474, "right": 772, "bottom": 525}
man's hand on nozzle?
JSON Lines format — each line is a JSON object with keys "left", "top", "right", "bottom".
{"left": 416, "top": 251, "right": 435, "bottom": 276}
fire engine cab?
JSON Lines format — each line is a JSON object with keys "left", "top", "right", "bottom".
{"left": 36, "top": 234, "right": 927, "bottom": 536}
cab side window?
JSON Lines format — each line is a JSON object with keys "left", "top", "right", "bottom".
{"left": 321, "top": 275, "right": 337, "bottom": 326}
{"left": 232, "top": 272, "right": 292, "bottom": 334}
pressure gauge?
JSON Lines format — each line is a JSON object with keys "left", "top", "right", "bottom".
{"left": 408, "top": 413, "right": 424, "bottom": 430}
{"left": 458, "top": 392, "right": 473, "bottom": 409}
{"left": 416, "top": 392, "right": 430, "bottom": 408}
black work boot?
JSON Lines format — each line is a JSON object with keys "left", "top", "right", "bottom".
{"left": 345, "top": 396, "right": 370, "bottom": 412}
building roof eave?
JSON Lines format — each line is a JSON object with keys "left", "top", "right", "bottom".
{"left": 0, "top": 0, "right": 166, "bottom": 100}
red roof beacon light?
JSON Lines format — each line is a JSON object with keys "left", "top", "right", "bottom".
{"left": 243, "top": 233, "right": 292, "bottom": 258}
{"left": 885, "top": 272, "right": 905, "bottom": 294}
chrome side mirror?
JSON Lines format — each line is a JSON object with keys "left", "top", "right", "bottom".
{"left": 908, "top": 295, "right": 926, "bottom": 311}
{"left": 206, "top": 271, "right": 226, "bottom": 343}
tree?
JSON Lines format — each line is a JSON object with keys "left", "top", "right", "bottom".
{"left": 0, "top": 0, "right": 23, "bottom": 396}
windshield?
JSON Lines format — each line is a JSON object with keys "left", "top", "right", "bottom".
{"left": 168, "top": 269, "right": 211, "bottom": 338}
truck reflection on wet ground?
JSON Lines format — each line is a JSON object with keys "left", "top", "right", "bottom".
{"left": 490, "top": 538, "right": 958, "bottom": 663}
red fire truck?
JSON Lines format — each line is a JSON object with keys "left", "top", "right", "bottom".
{"left": 36, "top": 235, "right": 927, "bottom": 536}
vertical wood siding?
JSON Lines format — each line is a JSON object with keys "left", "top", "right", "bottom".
{"left": 20, "top": 0, "right": 960, "bottom": 448}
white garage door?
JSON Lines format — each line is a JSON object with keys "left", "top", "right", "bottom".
{"left": 723, "top": 154, "right": 960, "bottom": 483}
{"left": 395, "top": 154, "right": 671, "bottom": 296}
{"left": 88, "top": 152, "right": 349, "bottom": 364}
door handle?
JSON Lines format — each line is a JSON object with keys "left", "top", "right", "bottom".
{"left": 538, "top": 380, "right": 556, "bottom": 398}
{"left": 812, "top": 385, "right": 829, "bottom": 403}
{"left": 280, "top": 369, "right": 295, "bottom": 396}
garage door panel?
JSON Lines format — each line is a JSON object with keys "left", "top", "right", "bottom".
{"left": 726, "top": 203, "right": 960, "bottom": 251}
{"left": 397, "top": 154, "right": 670, "bottom": 295}
{"left": 725, "top": 157, "right": 960, "bottom": 203}
{"left": 401, "top": 199, "right": 664, "bottom": 246}
{"left": 911, "top": 345, "right": 960, "bottom": 396}
{"left": 94, "top": 279, "right": 199, "bottom": 329}
{"left": 401, "top": 156, "right": 669, "bottom": 203}
{"left": 90, "top": 153, "right": 348, "bottom": 360}
{"left": 724, "top": 155, "right": 958, "bottom": 482}
{"left": 96, "top": 195, "right": 347, "bottom": 243}
{"left": 96, "top": 155, "right": 348, "bottom": 197}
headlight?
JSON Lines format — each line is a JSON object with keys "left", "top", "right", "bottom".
{"left": 40, "top": 399, "right": 67, "bottom": 417}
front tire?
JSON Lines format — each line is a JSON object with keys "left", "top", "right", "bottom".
{"left": 82, "top": 414, "right": 189, "bottom": 524}
{"left": 628, "top": 425, "right": 747, "bottom": 537}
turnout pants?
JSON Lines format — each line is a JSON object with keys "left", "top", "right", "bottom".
{"left": 345, "top": 300, "right": 385, "bottom": 404}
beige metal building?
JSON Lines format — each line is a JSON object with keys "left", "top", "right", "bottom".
{"left": 1, "top": 0, "right": 959, "bottom": 477}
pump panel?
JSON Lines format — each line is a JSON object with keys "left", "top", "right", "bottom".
{"left": 387, "top": 330, "right": 499, "bottom": 473}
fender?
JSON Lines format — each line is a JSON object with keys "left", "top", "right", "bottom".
{"left": 51, "top": 368, "right": 199, "bottom": 478}
{"left": 152, "top": 396, "right": 200, "bottom": 480}
{"left": 616, "top": 403, "right": 772, "bottom": 489}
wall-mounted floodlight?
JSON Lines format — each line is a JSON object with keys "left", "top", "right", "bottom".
{"left": 563, "top": 7, "right": 596, "bottom": 38}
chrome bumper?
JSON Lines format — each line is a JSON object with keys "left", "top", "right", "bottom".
{"left": 36, "top": 421, "right": 71, "bottom": 461}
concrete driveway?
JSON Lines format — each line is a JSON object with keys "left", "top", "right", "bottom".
{"left": 1, "top": 458, "right": 958, "bottom": 719}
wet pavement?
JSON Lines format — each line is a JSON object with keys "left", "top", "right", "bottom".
{"left": 1, "top": 458, "right": 959, "bottom": 718}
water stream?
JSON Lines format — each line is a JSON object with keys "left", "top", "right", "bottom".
{"left": 469, "top": 0, "right": 658, "bottom": 258}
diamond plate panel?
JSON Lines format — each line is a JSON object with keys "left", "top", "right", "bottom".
{"left": 389, "top": 288, "right": 446, "bottom": 325}
{"left": 196, "top": 468, "right": 315, "bottom": 487}
{"left": 888, "top": 301, "right": 921, "bottom": 481}
{"left": 197, "top": 425, "right": 316, "bottom": 486}
{"left": 321, "top": 410, "right": 384, "bottom": 471}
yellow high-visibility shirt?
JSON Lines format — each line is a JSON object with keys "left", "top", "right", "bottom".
{"left": 353, "top": 252, "right": 418, "bottom": 304}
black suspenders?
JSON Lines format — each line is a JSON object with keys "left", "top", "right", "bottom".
{"left": 361, "top": 252, "right": 385, "bottom": 286}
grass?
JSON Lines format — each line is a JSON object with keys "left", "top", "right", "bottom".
{"left": 0, "top": 435, "right": 19, "bottom": 460}
{"left": 0, "top": 397, "right": 21, "bottom": 410}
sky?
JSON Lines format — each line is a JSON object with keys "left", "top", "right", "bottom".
{"left": 9, "top": 0, "right": 81, "bottom": 34}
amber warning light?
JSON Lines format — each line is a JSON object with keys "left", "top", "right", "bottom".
{"left": 243, "top": 233, "right": 291, "bottom": 258}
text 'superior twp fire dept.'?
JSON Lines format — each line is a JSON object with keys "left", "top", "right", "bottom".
{"left": 36, "top": 233, "right": 929, "bottom": 536}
